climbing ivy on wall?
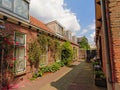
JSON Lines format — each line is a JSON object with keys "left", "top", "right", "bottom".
{"left": 61, "top": 41, "right": 73, "bottom": 65}
{"left": 28, "top": 33, "right": 61, "bottom": 66}
{"left": 28, "top": 40, "right": 41, "bottom": 66}
{"left": 54, "top": 39, "right": 61, "bottom": 61}
{"left": 37, "top": 34, "right": 48, "bottom": 53}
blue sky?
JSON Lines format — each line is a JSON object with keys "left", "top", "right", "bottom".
{"left": 64, "top": 0, "right": 95, "bottom": 43}
{"left": 30, "top": 0, "right": 95, "bottom": 44}
{"left": 65, "top": 0, "right": 95, "bottom": 27}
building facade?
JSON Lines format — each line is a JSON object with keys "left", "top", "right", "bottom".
{"left": 46, "top": 20, "right": 64, "bottom": 37}
{"left": 95, "top": 0, "right": 120, "bottom": 90}
{"left": 0, "top": 0, "right": 80, "bottom": 89}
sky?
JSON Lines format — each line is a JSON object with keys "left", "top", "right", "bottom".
{"left": 30, "top": 0, "right": 95, "bottom": 44}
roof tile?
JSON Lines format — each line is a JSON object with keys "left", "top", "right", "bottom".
{"left": 30, "top": 16, "right": 53, "bottom": 33}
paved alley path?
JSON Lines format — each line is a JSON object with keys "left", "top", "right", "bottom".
{"left": 13, "top": 60, "right": 107, "bottom": 90}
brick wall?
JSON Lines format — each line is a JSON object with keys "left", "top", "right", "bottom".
{"left": 1, "top": 20, "right": 80, "bottom": 87}
{"left": 109, "top": 0, "right": 120, "bottom": 83}
{"left": 2, "top": 21, "right": 38, "bottom": 83}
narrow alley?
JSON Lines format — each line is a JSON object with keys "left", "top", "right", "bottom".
{"left": 12, "top": 60, "right": 107, "bottom": 90}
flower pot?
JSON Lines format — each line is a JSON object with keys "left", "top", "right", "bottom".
{"left": 95, "top": 76, "right": 107, "bottom": 88}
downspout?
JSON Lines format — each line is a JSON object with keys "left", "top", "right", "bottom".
{"left": 100, "top": 0, "right": 114, "bottom": 89}
{"left": 105, "top": 0, "right": 115, "bottom": 89}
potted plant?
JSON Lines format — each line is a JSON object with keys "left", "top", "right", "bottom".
{"left": 94, "top": 70, "right": 107, "bottom": 88}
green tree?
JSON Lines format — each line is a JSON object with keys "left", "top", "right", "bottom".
{"left": 79, "top": 36, "right": 90, "bottom": 50}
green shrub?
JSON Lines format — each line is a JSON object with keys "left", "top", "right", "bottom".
{"left": 40, "top": 66, "right": 50, "bottom": 73}
{"left": 61, "top": 42, "right": 73, "bottom": 65}
{"left": 95, "top": 70, "right": 105, "bottom": 79}
{"left": 93, "top": 61, "right": 99, "bottom": 66}
{"left": 49, "top": 63, "right": 61, "bottom": 72}
{"left": 57, "top": 61, "right": 65, "bottom": 67}
{"left": 32, "top": 62, "right": 64, "bottom": 79}
{"left": 32, "top": 70, "right": 44, "bottom": 78}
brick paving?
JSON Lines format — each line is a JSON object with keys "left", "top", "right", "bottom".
{"left": 11, "top": 60, "right": 107, "bottom": 90}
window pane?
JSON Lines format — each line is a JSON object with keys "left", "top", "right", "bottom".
{"left": 15, "top": 48, "right": 25, "bottom": 59}
{"left": 22, "top": 1, "right": 29, "bottom": 19}
{"left": 19, "top": 48, "right": 25, "bottom": 58}
{"left": 0, "top": 0, "right": 2, "bottom": 4}
{"left": 40, "top": 53, "right": 47, "bottom": 66}
{"left": 2, "top": 0, "right": 13, "bottom": 10}
{"left": 15, "top": 47, "right": 25, "bottom": 73}
{"left": 14, "top": 0, "right": 23, "bottom": 16}
{"left": 16, "top": 33, "right": 25, "bottom": 45}
{"left": 16, "top": 58, "right": 25, "bottom": 72}
{"left": 14, "top": 32, "right": 26, "bottom": 74}
{"left": 15, "top": 47, "right": 19, "bottom": 58}
{"left": 14, "top": 0, "right": 29, "bottom": 19}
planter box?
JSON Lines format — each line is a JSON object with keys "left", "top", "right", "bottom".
{"left": 95, "top": 77, "right": 107, "bottom": 88}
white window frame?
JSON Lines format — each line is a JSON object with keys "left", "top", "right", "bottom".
{"left": 14, "top": 31, "right": 26, "bottom": 75}
{"left": 39, "top": 45, "right": 48, "bottom": 67}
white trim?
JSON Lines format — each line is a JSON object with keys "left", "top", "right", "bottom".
{"left": 24, "top": 34, "right": 26, "bottom": 73}
{"left": 14, "top": 31, "right": 26, "bottom": 75}
{"left": 46, "top": 45, "right": 48, "bottom": 65}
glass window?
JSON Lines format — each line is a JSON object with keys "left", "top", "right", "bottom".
{"left": 40, "top": 46, "right": 48, "bottom": 66}
{"left": 0, "top": 0, "right": 29, "bottom": 20}
{"left": 14, "top": 0, "right": 29, "bottom": 19}
{"left": 22, "top": 1, "right": 29, "bottom": 18}
{"left": 15, "top": 47, "right": 25, "bottom": 73}
{"left": 14, "top": 32, "right": 26, "bottom": 74}
{"left": 14, "top": 0, "right": 23, "bottom": 16}
{"left": 40, "top": 53, "right": 47, "bottom": 66}
{"left": 15, "top": 32, "right": 25, "bottom": 45}
{"left": 55, "top": 49, "right": 61, "bottom": 62}
{"left": 0, "top": 0, "right": 2, "bottom": 4}
{"left": 1, "top": 0, "right": 13, "bottom": 10}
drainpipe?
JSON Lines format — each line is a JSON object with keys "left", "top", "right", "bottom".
{"left": 105, "top": 0, "right": 115, "bottom": 89}
{"left": 100, "top": 0, "right": 114, "bottom": 90}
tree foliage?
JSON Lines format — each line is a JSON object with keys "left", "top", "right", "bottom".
{"left": 79, "top": 36, "right": 90, "bottom": 50}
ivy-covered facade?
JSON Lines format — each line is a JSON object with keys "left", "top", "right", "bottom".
{"left": 0, "top": 1, "right": 79, "bottom": 89}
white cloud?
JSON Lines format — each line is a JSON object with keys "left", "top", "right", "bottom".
{"left": 30, "top": 0, "right": 81, "bottom": 32}
{"left": 79, "top": 20, "right": 95, "bottom": 36}
{"left": 88, "top": 20, "right": 95, "bottom": 30}
{"left": 88, "top": 32, "right": 95, "bottom": 44}
{"left": 90, "top": 31, "right": 95, "bottom": 37}
{"left": 78, "top": 20, "right": 95, "bottom": 45}
{"left": 80, "top": 29, "right": 89, "bottom": 35}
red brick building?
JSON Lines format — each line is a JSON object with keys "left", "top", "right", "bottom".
{"left": 95, "top": 0, "right": 120, "bottom": 90}
{"left": 0, "top": 0, "right": 79, "bottom": 89}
